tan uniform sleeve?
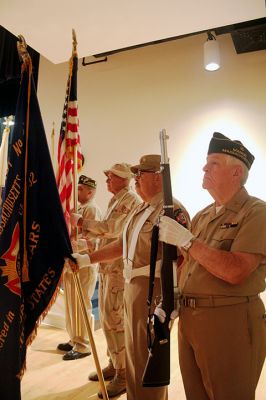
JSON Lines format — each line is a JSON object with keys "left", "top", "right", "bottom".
{"left": 82, "top": 205, "right": 97, "bottom": 221}
{"left": 80, "top": 204, "right": 102, "bottom": 251}
{"left": 84, "top": 193, "right": 140, "bottom": 240}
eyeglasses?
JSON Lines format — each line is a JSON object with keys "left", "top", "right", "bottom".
{"left": 134, "top": 170, "right": 159, "bottom": 178}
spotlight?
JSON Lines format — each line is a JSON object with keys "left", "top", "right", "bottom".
{"left": 204, "top": 31, "right": 220, "bottom": 71}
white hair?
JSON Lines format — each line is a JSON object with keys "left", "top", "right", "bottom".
{"left": 225, "top": 155, "right": 249, "bottom": 185}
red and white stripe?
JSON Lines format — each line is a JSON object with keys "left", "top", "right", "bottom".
{"left": 57, "top": 82, "right": 82, "bottom": 232}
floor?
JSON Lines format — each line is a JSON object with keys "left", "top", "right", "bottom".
{"left": 21, "top": 321, "right": 265, "bottom": 400}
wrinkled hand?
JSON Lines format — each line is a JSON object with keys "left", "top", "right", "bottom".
{"left": 159, "top": 215, "right": 195, "bottom": 248}
{"left": 70, "top": 213, "right": 82, "bottom": 227}
{"left": 71, "top": 253, "right": 91, "bottom": 269}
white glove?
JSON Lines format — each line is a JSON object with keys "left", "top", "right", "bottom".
{"left": 159, "top": 215, "right": 194, "bottom": 248}
{"left": 154, "top": 302, "right": 179, "bottom": 328}
{"left": 71, "top": 253, "right": 91, "bottom": 269}
{"left": 154, "top": 303, "right": 166, "bottom": 323}
{"left": 70, "top": 213, "right": 82, "bottom": 227}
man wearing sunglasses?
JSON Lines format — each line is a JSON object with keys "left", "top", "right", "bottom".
{"left": 72, "top": 154, "right": 190, "bottom": 400}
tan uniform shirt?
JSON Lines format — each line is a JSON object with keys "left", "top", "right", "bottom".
{"left": 179, "top": 187, "right": 266, "bottom": 296}
{"left": 78, "top": 200, "right": 101, "bottom": 222}
{"left": 78, "top": 199, "right": 102, "bottom": 251}
{"left": 86, "top": 188, "right": 140, "bottom": 240}
{"left": 126, "top": 192, "right": 190, "bottom": 269}
{"left": 84, "top": 187, "right": 141, "bottom": 272}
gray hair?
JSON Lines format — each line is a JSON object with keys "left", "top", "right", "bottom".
{"left": 226, "top": 155, "right": 249, "bottom": 185}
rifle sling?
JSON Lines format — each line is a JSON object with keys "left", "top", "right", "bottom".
{"left": 147, "top": 224, "right": 159, "bottom": 306}
{"left": 146, "top": 224, "right": 159, "bottom": 350}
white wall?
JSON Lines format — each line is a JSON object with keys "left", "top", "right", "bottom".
{"left": 37, "top": 33, "right": 266, "bottom": 218}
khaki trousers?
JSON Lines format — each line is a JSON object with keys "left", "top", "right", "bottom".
{"left": 63, "top": 265, "right": 97, "bottom": 353}
{"left": 124, "top": 276, "right": 168, "bottom": 400}
{"left": 178, "top": 297, "right": 266, "bottom": 400}
{"left": 98, "top": 264, "right": 125, "bottom": 369}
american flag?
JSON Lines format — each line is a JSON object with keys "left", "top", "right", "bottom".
{"left": 57, "top": 49, "right": 82, "bottom": 231}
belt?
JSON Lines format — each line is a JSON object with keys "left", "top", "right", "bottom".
{"left": 180, "top": 294, "right": 259, "bottom": 308}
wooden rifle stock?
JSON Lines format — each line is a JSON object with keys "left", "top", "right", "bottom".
{"left": 142, "top": 129, "right": 177, "bottom": 387}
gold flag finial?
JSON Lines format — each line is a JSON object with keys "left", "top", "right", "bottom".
{"left": 72, "top": 29, "right": 78, "bottom": 56}
{"left": 17, "top": 35, "right": 31, "bottom": 66}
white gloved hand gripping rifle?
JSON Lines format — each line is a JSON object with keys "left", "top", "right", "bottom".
{"left": 159, "top": 215, "right": 195, "bottom": 250}
{"left": 154, "top": 302, "right": 180, "bottom": 329}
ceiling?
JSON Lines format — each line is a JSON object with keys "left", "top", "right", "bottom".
{"left": 1, "top": 0, "right": 266, "bottom": 64}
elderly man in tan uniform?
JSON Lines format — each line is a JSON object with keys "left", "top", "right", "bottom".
{"left": 72, "top": 155, "right": 190, "bottom": 400}
{"left": 72, "top": 163, "right": 140, "bottom": 398}
{"left": 57, "top": 175, "right": 102, "bottom": 360}
{"left": 159, "top": 132, "right": 266, "bottom": 400}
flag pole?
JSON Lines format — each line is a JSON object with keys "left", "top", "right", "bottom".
{"left": 71, "top": 28, "right": 81, "bottom": 346}
{"left": 51, "top": 121, "right": 55, "bottom": 167}
{"left": 73, "top": 145, "right": 81, "bottom": 337}
{"left": 70, "top": 29, "right": 109, "bottom": 400}
{"left": 17, "top": 35, "right": 31, "bottom": 283}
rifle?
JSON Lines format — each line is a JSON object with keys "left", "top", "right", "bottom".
{"left": 142, "top": 129, "right": 178, "bottom": 387}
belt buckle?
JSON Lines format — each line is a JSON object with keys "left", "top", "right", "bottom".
{"left": 188, "top": 298, "right": 196, "bottom": 308}
{"left": 183, "top": 297, "right": 196, "bottom": 308}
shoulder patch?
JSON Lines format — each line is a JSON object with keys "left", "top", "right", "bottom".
{"left": 116, "top": 204, "right": 130, "bottom": 215}
{"left": 174, "top": 208, "right": 189, "bottom": 228}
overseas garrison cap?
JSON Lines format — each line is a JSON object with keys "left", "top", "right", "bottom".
{"left": 104, "top": 163, "right": 133, "bottom": 179}
{"left": 208, "top": 132, "right": 255, "bottom": 170}
{"left": 78, "top": 175, "right": 97, "bottom": 189}
{"left": 130, "top": 154, "right": 161, "bottom": 173}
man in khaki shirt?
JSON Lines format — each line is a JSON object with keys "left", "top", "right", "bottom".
{"left": 72, "top": 163, "right": 140, "bottom": 398}
{"left": 58, "top": 175, "right": 102, "bottom": 360}
{"left": 159, "top": 132, "right": 266, "bottom": 400}
{"left": 72, "top": 155, "right": 190, "bottom": 400}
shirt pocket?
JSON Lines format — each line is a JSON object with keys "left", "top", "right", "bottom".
{"left": 213, "top": 238, "right": 234, "bottom": 251}
{"left": 141, "top": 220, "right": 154, "bottom": 233}
{"left": 211, "top": 231, "right": 236, "bottom": 251}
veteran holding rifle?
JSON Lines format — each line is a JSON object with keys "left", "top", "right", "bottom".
{"left": 72, "top": 151, "right": 190, "bottom": 400}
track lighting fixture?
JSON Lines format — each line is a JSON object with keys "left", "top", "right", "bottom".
{"left": 204, "top": 31, "right": 220, "bottom": 71}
